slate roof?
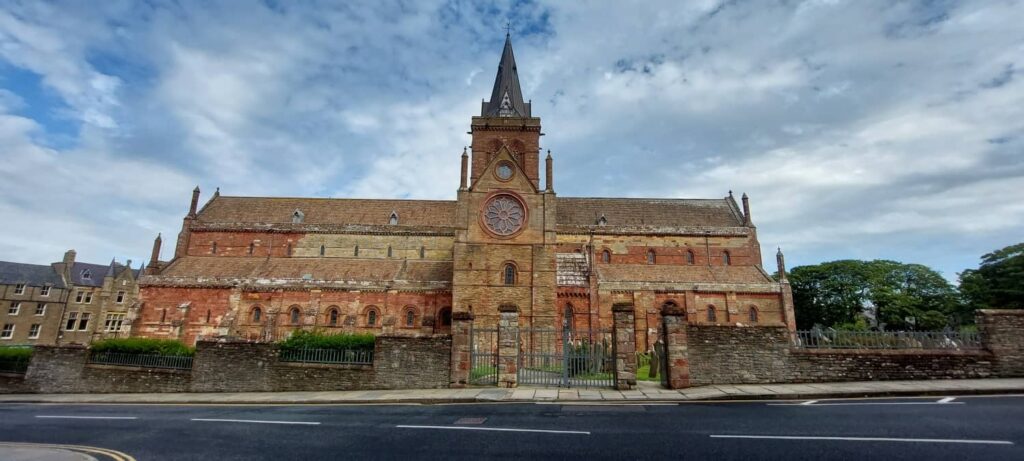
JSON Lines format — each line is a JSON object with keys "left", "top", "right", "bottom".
{"left": 68, "top": 262, "right": 138, "bottom": 287}
{"left": 555, "top": 197, "right": 744, "bottom": 229}
{"left": 481, "top": 33, "right": 531, "bottom": 118}
{"left": 150, "top": 257, "right": 452, "bottom": 287}
{"left": 195, "top": 196, "right": 458, "bottom": 229}
{"left": 595, "top": 264, "right": 774, "bottom": 285}
{"left": 0, "top": 261, "right": 65, "bottom": 287}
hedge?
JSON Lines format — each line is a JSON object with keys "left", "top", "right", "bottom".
{"left": 278, "top": 330, "right": 375, "bottom": 351}
{"left": 90, "top": 338, "right": 195, "bottom": 357}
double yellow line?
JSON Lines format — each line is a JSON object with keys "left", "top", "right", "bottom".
{"left": 0, "top": 442, "right": 136, "bottom": 461}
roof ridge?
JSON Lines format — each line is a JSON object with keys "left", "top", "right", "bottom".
{"left": 216, "top": 196, "right": 457, "bottom": 203}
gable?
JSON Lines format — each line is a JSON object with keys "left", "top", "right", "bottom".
{"left": 469, "top": 145, "right": 538, "bottom": 194}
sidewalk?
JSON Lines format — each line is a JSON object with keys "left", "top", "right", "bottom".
{"left": 1, "top": 378, "right": 1021, "bottom": 405}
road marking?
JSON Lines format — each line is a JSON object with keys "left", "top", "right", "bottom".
{"left": 800, "top": 400, "right": 818, "bottom": 405}
{"left": 396, "top": 425, "right": 590, "bottom": 435}
{"left": 0, "top": 442, "right": 137, "bottom": 461}
{"left": 768, "top": 402, "right": 965, "bottom": 406}
{"left": 191, "top": 418, "right": 320, "bottom": 425}
{"left": 710, "top": 435, "right": 1012, "bottom": 445}
{"left": 35, "top": 415, "right": 138, "bottom": 420}
{"left": 938, "top": 397, "right": 956, "bottom": 404}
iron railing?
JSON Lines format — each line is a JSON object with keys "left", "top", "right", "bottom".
{"left": 0, "top": 346, "right": 33, "bottom": 374}
{"left": 88, "top": 351, "right": 194, "bottom": 370}
{"left": 469, "top": 326, "right": 498, "bottom": 385}
{"left": 278, "top": 347, "right": 374, "bottom": 365}
{"left": 793, "top": 330, "right": 983, "bottom": 350}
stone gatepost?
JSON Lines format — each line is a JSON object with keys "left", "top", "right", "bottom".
{"left": 449, "top": 311, "right": 474, "bottom": 388}
{"left": 661, "top": 303, "right": 691, "bottom": 389}
{"left": 612, "top": 303, "right": 637, "bottom": 390}
{"left": 497, "top": 305, "right": 520, "bottom": 388}
{"left": 978, "top": 309, "right": 1024, "bottom": 377}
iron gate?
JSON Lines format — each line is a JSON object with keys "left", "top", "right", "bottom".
{"left": 469, "top": 325, "right": 498, "bottom": 385}
{"left": 518, "top": 323, "right": 613, "bottom": 388}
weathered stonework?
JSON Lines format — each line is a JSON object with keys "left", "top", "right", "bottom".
{"left": 449, "top": 311, "right": 474, "bottom": 387}
{"left": 612, "top": 303, "right": 636, "bottom": 390}
{"left": 661, "top": 304, "right": 690, "bottom": 389}
{"left": 497, "top": 306, "right": 519, "bottom": 387}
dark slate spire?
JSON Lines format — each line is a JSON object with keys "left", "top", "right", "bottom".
{"left": 482, "top": 33, "right": 531, "bottom": 118}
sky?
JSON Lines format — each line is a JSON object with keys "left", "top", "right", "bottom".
{"left": 0, "top": 0, "right": 1021, "bottom": 282}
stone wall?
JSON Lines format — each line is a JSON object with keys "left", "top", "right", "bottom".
{"left": 978, "top": 309, "right": 1024, "bottom": 377}
{"left": 4, "top": 335, "right": 450, "bottom": 394}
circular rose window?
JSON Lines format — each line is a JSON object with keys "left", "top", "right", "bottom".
{"left": 495, "top": 161, "right": 514, "bottom": 181}
{"left": 482, "top": 194, "right": 526, "bottom": 236}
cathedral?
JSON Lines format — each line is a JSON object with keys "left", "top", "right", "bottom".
{"left": 135, "top": 34, "right": 795, "bottom": 349}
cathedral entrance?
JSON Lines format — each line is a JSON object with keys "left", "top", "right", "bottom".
{"left": 517, "top": 322, "right": 613, "bottom": 388}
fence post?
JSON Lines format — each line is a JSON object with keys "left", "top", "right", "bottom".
{"left": 612, "top": 303, "right": 637, "bottom": 390}
{"left": 661, "top": 303, "right": 690, "bottom": 389}
{"left": 449, "top": 311, "right": 474, "bottom": 388}
{"left": 497, "top": 304, "right": 520, "bottom": 388}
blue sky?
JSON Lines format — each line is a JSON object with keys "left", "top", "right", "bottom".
{"left": 0, "top": 0, "right": 1021, "bottom": 281}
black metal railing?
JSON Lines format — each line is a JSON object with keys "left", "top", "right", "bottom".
{"left": 793, "top": 329, "right": 983, "bottom": 350}
{"left": 278, "top": 347, "right": 374, "bottom": 365}
{"left": 88, "top": 351, "right": 194, "bottom": 370}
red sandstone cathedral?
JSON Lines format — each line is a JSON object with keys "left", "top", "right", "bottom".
{"left": 136, "top": 34, "right": 795, "bottom": 349}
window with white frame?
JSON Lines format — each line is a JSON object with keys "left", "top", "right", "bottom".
{"left": 14, "top": 284, "right": 25, "bottom": 295}
{"left": 65, "top": 312, "right": 78, "bottom": 330}
{"left": 84, "top": 292, "right": 93, "bottom": 304}
{"left": 81, "top": 269, "right": 91, "bottom": 281}
{"left": 8, "top": 302, "right": 20, "bottom": 315}
{"left": 78, "top": 312, "right": 91, "bottom": 331}
{"left": 28, "top": 324, "right": 40, "bottom": 339}
{"left": 104, "top": 313, "right": 126, "bottom": 332}
{"left": 116, "top": 291, "right": 125, "bottom": 304}
{"left": 75, "top": 291, "right": 84, "bottom": 303}
{"left": 40, "top": 286, "right": 51, "bottom": 296}
{"left": 1, "top": 324, "right": 13, "bottom": 339}
{"left": 35, "top": 303, "right": 46, "bottom": 316}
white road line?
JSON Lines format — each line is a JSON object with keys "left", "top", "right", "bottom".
{"left": 938, "top": 397, "right": 957, "bottom": 404}
{"left": 800, "top": 400, "right": 818, "bottom": 405}
{"left": 191, "top": 418, "right": 320, "bottom": 425}
{"left": 710, "top": 435, "right": 1013, "bottom": 445}
{"left": 35, "top": 416, "right": 138, "bottom": 420}
{"left": 396, "top": 425, "right": 590, "bottom": 435}
{"left": 767, "top": 402, "right": 965, "bottom": 406}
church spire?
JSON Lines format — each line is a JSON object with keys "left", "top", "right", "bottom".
{"left": 482, "top": 32, "right": 531, "bottom": 118}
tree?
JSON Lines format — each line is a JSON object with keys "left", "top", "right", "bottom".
{"left": 789, "top": 260, "right": 960, "bottom": 330}
{"left": 959, "top": 242, "right": 1024, "bottom": 310}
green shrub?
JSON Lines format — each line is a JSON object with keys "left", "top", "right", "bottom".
{"left": 278, "top": 330, "right": 375, "bottom": 351}
{"left": 0, "top": 346, "right": 33, "bottom": 361}
{"left": 90, "top": 338, "right": 194, "bottom": 357}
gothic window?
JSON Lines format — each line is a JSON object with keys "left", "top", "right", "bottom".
{"left": 749, "top": 306, "right": 759, "bottom": 323}
{"left": 482, "top": 194, "right": 525, "bottom": 236}
{"left": 328, "top": 307, "right": 339, "bottom": 326}
{"left": 503, "top": 263, "right": 516, "bottom": 286}
{"left": 686, "top": 250, "right": 695, "bottom": 265}
{"left": 367, "top": 308, "right": 378, "bottom": 327}
{"left": 404, "top": 308, "right": 416, "bottom": 328}
{"left": 707, "top": 306, "right": 717, "bottom": 323}
{"left": 601, "top": 250, "right": 611, "bottom": 263}
{"left": 647, "top": 250, "right": 656, "bottom": 265}
{"left": 251, "top": 306, "right": 262, "bottom": 323}
{"left": 249, "top": 242, "right": 255, "bottom": 255}
{"left": 211, "top": 242, "right": 217, "bottom": 254}
{"left": 389, "top": 211, "right": 399, "bottom": 225}
{"left": 289, "top": 306, "right": 301, "bottom": 325}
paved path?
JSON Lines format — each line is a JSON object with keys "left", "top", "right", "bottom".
{"left": 1, "top": 378, "right": 1021, "bottom": 405}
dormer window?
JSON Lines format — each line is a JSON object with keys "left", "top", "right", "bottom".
{"left": 389, "top": 211, "right": 399, "bottom": 225}
{"left": 292, "top": 209, "right": 305, "bottom": 224}
{"left": 81, "top": 269, "right": 91, "bottom": 280}
{"left": 597, "top": 215, "right": 607, "bottom": 226}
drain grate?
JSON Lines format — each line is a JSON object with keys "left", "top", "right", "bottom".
{"left": 454, "top": 417, "right": 487, "bottom": 425}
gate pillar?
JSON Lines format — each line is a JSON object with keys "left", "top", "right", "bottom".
{"left": 497, "top": 304, "right": 519, "bottom": 388}
{"left": 450, "top": 311, "right": 474, "bottom": 388}
{"left": 661, "top": 304, "right": 691, "bottom": 389}
{"left": 612, "top": 303, "right": 637, "bottom": 390}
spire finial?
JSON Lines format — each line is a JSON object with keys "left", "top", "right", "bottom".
{"left": 505, "top": 21, "right": 512, "bottom": 36}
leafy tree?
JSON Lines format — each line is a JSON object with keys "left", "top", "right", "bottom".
{"left": 959, "top": 242, "right": 1024, "bottom": 310}
{"left": 789, "top": 260, "right": 872, "bottom": 329}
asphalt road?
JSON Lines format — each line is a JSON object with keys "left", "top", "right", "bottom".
{"left": 1, "top": 395, "right": 1022, "bottom": 460}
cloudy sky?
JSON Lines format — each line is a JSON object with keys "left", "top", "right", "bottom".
{"left": 0, "top": 0, "right": 1021, "bottom": 280}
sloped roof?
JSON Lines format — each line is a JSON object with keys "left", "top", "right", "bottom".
{"left": 68, "top": 262, "right": 137, "bottom": 287}
{"left": 595, "top": 264, "right": 773, "bottom": 285}
{"left": 150, "top": 257, "right": 452, "bottom": 287}
{"left": 555, "top": 197, "right": 744, "bottom": 230}
{"left": 0, "top": 261, "right": 65, "bottom": 287}
{"left": 195, "top": 196, "right": 458, "bottom": 228}
{"left": 482, "top": 33, "right": 531, "bottom": 118}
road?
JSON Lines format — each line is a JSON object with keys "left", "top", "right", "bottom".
{"left": 1, "top": 395, "right": 1022, "bottom": 460}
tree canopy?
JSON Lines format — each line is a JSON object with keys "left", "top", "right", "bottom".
{"left": 959, "top": 242, "right": 1024, "bottom": 310}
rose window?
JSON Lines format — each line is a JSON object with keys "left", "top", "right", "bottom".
{"left": 483, "top": 195, "right": 525, "bottom": 236}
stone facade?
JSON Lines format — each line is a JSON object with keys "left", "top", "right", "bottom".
{"left": 52, "top": 250, "right": 142, "bottom": 345}
{"left": 0, "top": 262, "right": 67, "bottom": 345}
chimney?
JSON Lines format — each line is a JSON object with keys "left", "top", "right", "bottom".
{"left": 460, "top": 148, "right": 468, "bottom": 191}
{"left": 63, "top": 249, "right": 77, "bottom": 266}
{"left": 545, "top": 150, "right": 553, "bottom": 192}
{"left": 742, "top": 193, "right": 752, "bottom": 226}
{"left": 150, "top": 233, "right": 162, "bottom": 265}
{"left": 776, "top": 247, "right": 787, "bottom": 282}
{"left": 188, "top": 186, "right": 200, "bottom": 217}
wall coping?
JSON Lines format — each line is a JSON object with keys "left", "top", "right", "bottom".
{"left": 978, "top": 309, "right": 1024, "bottom": 316}
{"left": 84, "top": 363, "right": 193, "bottom": 374}
{"left": 790, "top": 348, "right": 994, "bottom": 357}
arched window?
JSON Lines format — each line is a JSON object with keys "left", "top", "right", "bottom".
{"left": 367, "top": 309, "right": 378, "bottom": 326}
{"left": 707, "top": 306, "right": 717, "bottom": 322}
{"left": 438, "top": 307, "right": 452, "bottom": 328}
{"left": 251, "top": 306, "right": 262, "bottom": 322}
{"left": 420, "top": 246, "right": 425, "bottom": 259}
{"left": 328, "top": 308, "right": 339, "bottom": 326}
{"left": 389, "top": 212, "right": 399, "bottom": 225}
{"left": 289, "top": 307, "right": 301, "bottom": 325}
{"left": 405, "top": 309, "right": 415, "bottom": 327}
{"left": 601, "top": 250, "right": 611, "bottom": 263}
{"left": 211, "top": 242, "right": 217, "bottom": 255}
{"left": 320, "top": 244, "right": 326, "bottom": 256}
{"left": 160, "top": 308, "right": 166, "bottom": 323}
{"left": 686, "top": 250, "right": 695, "bottom": 265}
{"left": 723, "top": 251, "right": 731, "bottom": 266}
{"left": 564, "top": 303, "right": 575, "bottom": 330}
{"left": 354, "top": 245, "right": 359, "bottom": 257}
{"left": 503, "top": 263, "right": 516, "bottom": 286}
{"left": 205, "top": 309, "right": 211, "bottom": 323}
{"left": 248, "top": 242, "right": 255, "bottom": 255}
{"left": 647, "top": 249, "right": 656, "bottom": 265}
{"left": 387, "top": 245, "right": 393, "bottom": 258}
{"left": 749, "top": 306, "right": 759, "bottom": 323}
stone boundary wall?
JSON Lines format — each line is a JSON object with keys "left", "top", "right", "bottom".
{"left": 2, "top": 335, "right": 450, "bottom": 394}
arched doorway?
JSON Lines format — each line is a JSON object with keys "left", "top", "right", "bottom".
{"left": 435, "top": 306, "right": 452, "bottom": 334}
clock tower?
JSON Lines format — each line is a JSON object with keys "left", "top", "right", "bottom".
{"left": 453, "top": 33, "right": 557, "bottom": 328}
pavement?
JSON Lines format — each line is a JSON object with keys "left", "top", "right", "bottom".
{"left": 0, "top": 378, "right": 1022, "bottom": 405}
